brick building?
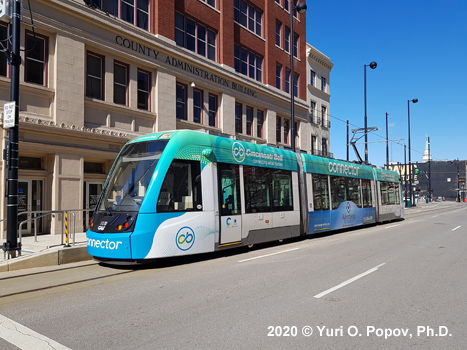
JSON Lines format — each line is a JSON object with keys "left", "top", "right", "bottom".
{"left": 0, "top": 0, "right": 332, "bottom": 238}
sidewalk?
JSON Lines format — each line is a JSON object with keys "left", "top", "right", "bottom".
{"left": 1, "top": 232, "right": 92, "bottom": 273}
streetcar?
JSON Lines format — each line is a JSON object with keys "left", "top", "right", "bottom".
{"left": 86, "top": 130, "right": 403, "bottom": 262}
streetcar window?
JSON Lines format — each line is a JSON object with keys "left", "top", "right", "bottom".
{"left": 98, "top": 141, "right": 167, "bottom": 213}
{"left": 244, "top": 166, "right": 271, "bottom": 213}
{"left": 272, "top": 169, "right": 293, "bottom": 211}
{"left": 394, "top": 183, "right": 401, "bottom": 204}
{"left": 331, "top": 176, "right": 347, "bottom": 210}
{"left": 362, "top": 179, "right": 372, "bottom": 208}
{"left": 157, "top": 160, "right": 202, "bottom": 212}
{"left": 348, "top": 178, "right": 362, "bottom": 208}
{"left": 380, "top": 181, "right": 398, "bottom": 205}
{"left": 219, "top": 163, "right": 241, "bottom": 216}
{"left": 243, "top": 166, "right": 294, "bottom": 213}
{"left": 331, "top": 176, "right": 365, "bottom": 209}
{"left": 312, "top": 174, "right": 329, "bottom": 211}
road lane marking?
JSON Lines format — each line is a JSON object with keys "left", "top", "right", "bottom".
{"left": 0, "top": 314, "right": 71, "bottom": 350}
{"left": 452, "top": 226, "right": 461, "bottom": 231}
{"left": 313, "top": 263, "right": 386, "bottom": 299}
{"left": 384, "top": 224, "right": 401, "bottom": 229}
{"left": 238, "top": 247, "right": 300, "bottom": 263}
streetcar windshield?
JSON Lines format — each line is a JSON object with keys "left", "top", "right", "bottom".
{"left": 98, "top": 141, "right": 168, "bottom": 213}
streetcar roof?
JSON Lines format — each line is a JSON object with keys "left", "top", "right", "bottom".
{"left": 128, "top": 130, "right": 299, "bottom": 171}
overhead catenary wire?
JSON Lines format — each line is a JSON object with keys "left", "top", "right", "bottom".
{"left": 329, "top": 113, "right": 426, "bottom": 158}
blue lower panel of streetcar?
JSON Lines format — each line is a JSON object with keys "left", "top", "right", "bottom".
{"left": 308, "top": 201, "right": 376, "bottom": 233}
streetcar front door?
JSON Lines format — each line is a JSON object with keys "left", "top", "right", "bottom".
{"left": 219, "top": 163, "right": 242, "bottom": 245}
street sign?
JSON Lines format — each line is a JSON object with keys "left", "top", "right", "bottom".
{"left": 414, "top": 168, "right": 420, "bottom": 174}
{"left": 3, "top": 101, "right": 15, "bottom": 128}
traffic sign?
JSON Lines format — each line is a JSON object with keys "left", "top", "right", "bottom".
{"left": 3, "top": 101, "right": 15, "bottom": 128}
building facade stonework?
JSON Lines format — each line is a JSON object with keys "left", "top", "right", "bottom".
{"left": 0, "top": 0, "right": 332, "bottom": 238}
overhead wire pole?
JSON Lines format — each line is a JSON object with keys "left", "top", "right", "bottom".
{"left": 3, "top": 0, "right": 22, "bottom": 258}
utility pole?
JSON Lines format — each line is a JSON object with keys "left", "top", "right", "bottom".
{"left": 3, "top": 0, "right": 22, "bottom": 259}
{"left": 346, "top": 120, "right": 349, "bottom": 161}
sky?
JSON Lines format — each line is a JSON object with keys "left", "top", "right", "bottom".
{"left": 305, "top": 0, "right": 467, "bottom": 167}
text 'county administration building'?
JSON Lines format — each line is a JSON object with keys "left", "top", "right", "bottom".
{"left": 0, "top": 0, "right": 332, "bottom": 237}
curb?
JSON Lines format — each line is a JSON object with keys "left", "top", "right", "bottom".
{"left": 0, "top": 246, "right": 93, "bottom": 273}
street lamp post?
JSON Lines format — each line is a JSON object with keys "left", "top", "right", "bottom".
{"left": 364, "top": 61, "right": 377, "bottom": 164}
{"left": 290, "top": 1, "right": 307, "bottom": 152}
{"left": 408, "top": 98, "right": 418, "bottom": 207}
{"left": 404, "top": 145, "right": 408, "bottom": 207}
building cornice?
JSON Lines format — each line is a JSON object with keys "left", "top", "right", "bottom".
{"left": 306, "top": 44, "right": 334, "bottom": 71}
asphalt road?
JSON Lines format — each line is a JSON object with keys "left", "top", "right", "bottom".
{"left": 0, "top": 202, "right": 466, "bottom": 350}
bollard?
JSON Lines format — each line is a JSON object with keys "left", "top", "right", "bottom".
{"left": 64, "top": 211, "right": 71, "bottom": 247}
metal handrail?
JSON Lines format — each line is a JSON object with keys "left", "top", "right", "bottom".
{"left": 2, "top": 208, "right": 95, "bottom": 245}
{"left": 17, "top": 210, "right": 71, "bottom": 244}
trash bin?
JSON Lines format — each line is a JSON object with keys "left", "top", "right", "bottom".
{"left": 426, "top": 198, "right": 429, "bottom": 203}
{"left": 407, "top": 200, "right": 412, "bottom": 208}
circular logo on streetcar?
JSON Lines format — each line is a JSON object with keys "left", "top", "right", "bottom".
{"left": 176, "top": 227, "right": 195, "bottom": 251}
{"left": 232, "top": 142, "right": 246, "bottom": 163}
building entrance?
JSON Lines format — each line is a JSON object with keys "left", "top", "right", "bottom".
{"left": 18, "top": 180, "right": 44, "bottom": 235}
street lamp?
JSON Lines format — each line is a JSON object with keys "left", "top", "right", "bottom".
{"left": 408, "top": 98, "right": 418, "bottom": 207}
{"left": 364, "top": 61, "right": 377, "bottom": 164}
{"left": 290, "top": 1, "right": 307, "bottom": 152}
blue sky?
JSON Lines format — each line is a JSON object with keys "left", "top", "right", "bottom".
{"left": 306, "top": 0, "right": 467, "bottom": 167}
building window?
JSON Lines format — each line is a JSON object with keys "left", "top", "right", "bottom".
{"left": 293, "top": 33, "right": 299, "bottom": 57}
{"left": 256, "top": 110, "right": 264, "bottom": 138}
{"left": 310, "top": 101, "right": 316, "bottom": 122}
{"left": 294, "top": 121, "right": 298, "bottom": 147}
{"left": 25, "top": 31, "right": 48, "bottom": 86}
{"left": 175, "top": 13, "right": 217, "bottom": 61}
{"left": 276, "top": 64, "right": 282, "bottom": 89}
{"left": 234, "top": 45, "right": 263, "bottom": 82}
{"left": 84, "top": 162, "right": 104, "bottom": 174}
{"left": 321, "top": 77, "right": 326, "bottom": 92}
{"left": 235, "top": 103, "right": 242, "bottom": 133}
{"left": 275, "top": 21, "right": 282, "bottom": 47}
{"left": 0, "top": 24, "right": 8, "bottom": 77}
{"left": 137, "top": 69, "right": 150, "bottom": 111}
{"left": 193, "top": 89, "right": 203, "bottom": 124}
{"left": 284, "top": 0, "right": 289, "bottom": 12}
{"left": 293, "top": 73, "right": 299, "bottom": 97}
{"left": 246, "top": 106, "right": 253, "bottom": 136}
{"left": 311, "top": 135, "right": 317, "bottom": 155}
{"left": 91, "top": 0, "right": 149, "bottom": 30}
{"left": 284, "top": 27, "right": 290, "bottom": 53}
{"left": 176, "top": 83, "right": 187, "bottom": 120}
{"left": 202, "top": 0, "right": 216, "bottom": 7}
{"left": 86, "top": 52, "right": 104, "bottom": 100}
{"left": 234, "top": 0, "right": 263, "bottom": 36}
{"left": 208, "top": 94, "right": 218, "bottom": 127}
{"left": 322, "top": 138, "right": 328, "bottom": 156}
{"left": 276, "top": 117, "right": 281, "bottom": 143}
{"left": 284, "top": 119, "right": 289, "bottom": 145}
{"left": 114, "top": 61, "right": 128, "bottom": 106}
{"left": 310, "top": 70, "right": 315, "bottom": 86}
{"left": 285, "top": 69, "right": 290, "bottom": 94}
{"left": 321, "top": 106, "right": 327, "bottom": 126}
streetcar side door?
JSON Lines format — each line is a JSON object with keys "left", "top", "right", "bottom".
{"left": 218, "top": 163, "right": 242, "bottom": 244}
